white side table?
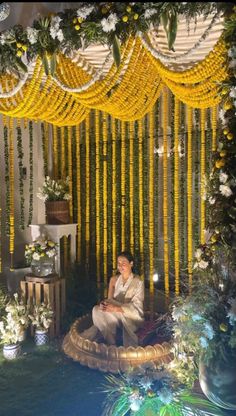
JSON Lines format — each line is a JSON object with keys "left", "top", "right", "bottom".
{"left": 29, "top": 224, "right": 77, "bottom": 276}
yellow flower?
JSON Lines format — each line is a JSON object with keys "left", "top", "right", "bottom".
{"left": 75, "top": 24, "right": 80, "bottom": 30}
{"left": 221, "top": 87, "right": 228, "bottom": 95}
{"left": 122, "top": 15, "right": 129, "bottom": 22}
{"left": 73, "top": 18, "right": 77, "bottom": 24}
{"left": 22, "top": 45, "right": 27, "bottom": 51}
{"left": 219, "top": 323, "right": 228, "bottom": 332}
{"left": 16, "top": 42, "right": 22, "bottom": 48}
{"left": 77, "top": 17, "right": 83, "bottom": 23}
{"left": 227, "top": 133, "right": 233, "bottom": 141}
{"left": 126, "top": 6, "right": 132, "bottom": 13}
{"left": 223, "top": 128, "right": 229, "bottom": 135}
{"left": 40, "top": 253, "right": 45, "bottom": 257}
{"left": 101, "top": 6, "right": 108, "bottom": 14}
{"left": 220, "top": 150, "right": 226, "bottom": 157}
{"left": 223, "top": 101, "right": 233, "bottom": 111}
{"left": 133, "top": 13, "right": 139, "bottom": 20}
{"left": 16, "top": 50, "right": 23, "bottom": 57}
{"left": 48, "top": 241, "right": 55, "bottom": 247}
{"left": 215, "top": 159, "right": 222, "bottom": 169}
{"left": 211, "top": 235, "right": 217, "bottom": 243}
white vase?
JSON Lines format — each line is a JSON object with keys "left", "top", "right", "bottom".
{"left": 34, "top": 329, "right": 49, "bottom": 346}
{"left": 3, "top": 343, "right": 21, "bottom": 360}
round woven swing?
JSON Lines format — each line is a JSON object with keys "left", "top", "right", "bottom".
{"left": 62, "top": 313, "right": 173, "bottom": 373}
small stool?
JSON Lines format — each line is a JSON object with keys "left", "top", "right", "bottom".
{"left": 20, "top": 277, "right": 66, "bottom": 338}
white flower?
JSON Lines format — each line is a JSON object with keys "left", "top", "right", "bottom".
{"left": 172, "top": 305, "right": 186, "bottom": 321}
{"left": 219, "top": 172, "right": 228, "bottom": 184}
{"left": 227, "top": 298, "right": 236, "bottom": 325}
{"left": 229, "top": 59, "right": 236, "bottom": 69}
{"left": 101, "top": 13, "right": 118, "bottom": 33}
{"left": 57, "top": 29, "right": 64, "bottom": 42}
{"left": 204, "top": 322, "right": 215, "bottom": 340}
{"left": 219, "top": 184, "right": 233, "bottom": 197}
{"left": 32, "top": 252, "right": 41, "bottom": 261}
{"left": 26, "top": 27, "right": 38, "bottom": 44}
{"left": 129, "top": 397, "right": 143, "bottom": 412}
{"left": 158, "top": 387, "right": 173, "bottom": 405}
{"left": 192, "top": 314, "right": 202, "bottom": 321}
{"left": 230, "top": 86, "right": 236, "bottom": 99}
{"left": 198, "top": 260, "right": 209, "bottom": 269}
{"left": 200, "top": 336, "right": 209, "bottom": 348}
{"left": 77, "top": 5, "right": 94, "bottom": 19}
{"left": 47, "top": 249, "right": 56, "bottom": 258}
{"left": 209, "top": 196, "right": 215, "bottom": 205}
{"left": 144, "top": 8, "right": 157, "bottom": 19}
{"left": 195, "top": 248, "right": 203, "bottom": 261}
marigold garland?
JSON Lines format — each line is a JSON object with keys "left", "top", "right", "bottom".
{"left": 162, "top": 88, "right": 170, "bottom": 298}
{"left": 187, "top": 106, "right": 193, "bottom": 287}
{"left": 200, "top": 108, "right": 206, "bottom": 244}
{"left": 138, "top": 118, "right": 144, "bottom": 278}
{"left": 149, "top": 108, "right": 154, "bottom": 295}
{"left": 174, "top": 97, "right": 180, "bottom": 295}
{"left": 8, "top": 117, "right": 14, "bottom": 269}
{"left": 16, "top": 119, "right": 25, "bottom": 230}
{"left": 28, "top": 121, "right": 34, "bottom": 226}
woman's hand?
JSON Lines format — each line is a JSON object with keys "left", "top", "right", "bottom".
{"left": 104, "top": 304, "right": 122, "bottom": 313}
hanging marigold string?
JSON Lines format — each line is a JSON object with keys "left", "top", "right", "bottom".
{"left": 102, "top": 112, "right": 108, "bottom": 288}
{"left": 129, "top": 121, "right": 134, "bottom": 254}
{"left": 162, "top": 88, "right": 169, "bottom": 298}
{"left": 211, "top": 105, "right": 217, "bottom": 152}
{"left": 149, "top": 109, "right": 155, "bottom": 295}
{"left": 85, "top": 115, "right": 90, "bottom": 267}
{"left": 95, "top": 110, "right": 101, "bottom": 285}
{"left": 8, "top": 117, "right": 14, "bottom": 270}
{"left": 28, "top": 121, "right": 34, "bottom": 226}
{"left": 16, "top": 118, "right": 25, "bottom": 230}
{"left": 3, "top": 115, "right": 10, "bottom": 236}
{"left": 111, "top": 117, "right": 117, "bottom": 272}
{"left": 137, "top": 119, "right": 144, "bottom": 278}
{"left": 187, "top": 105, "right": 193, "bottom": 289}
{"left": 121, "top": 120, "right": 126, "bottom": 251}
{"left": 68, "top": 126, "right": 73, "bottom": 220}
{"left": 200, "top": 108, "right": 206, "bottom": 244}
{"left": 53, "top": 124, "right": 58, "bottom": 178}
{"left": 41, "top": 122, "right": 48, "bottom": 177}
{"left": 61, "top": 126, "right": 66, "bottom": 178}
{"left": 76, "top": 124, "right": 81, "bottom": 262}
{"left": 174, "top": 97, "right": 180, "bottom": 295}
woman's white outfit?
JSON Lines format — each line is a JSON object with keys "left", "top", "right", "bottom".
{"left": 92, "top": 274, "right": 144, "bottom": 346}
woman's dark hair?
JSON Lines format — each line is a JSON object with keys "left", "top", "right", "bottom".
{"left": 117, "top": 251, "right": 134, "bottom": 263}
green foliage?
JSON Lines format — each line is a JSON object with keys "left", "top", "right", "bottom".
{"left": 0, "top": 2, "right": 234, "bottom": 76}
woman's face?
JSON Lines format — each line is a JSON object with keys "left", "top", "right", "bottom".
{"left": 117, "top": 256, "right": 133, "bottom": 275}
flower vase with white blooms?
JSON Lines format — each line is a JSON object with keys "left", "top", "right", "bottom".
{"left": 37, "top": 176, "right": 71, "bottom": 224}
{"left": 25, "top": 236, "right": 58, "bottom": 277}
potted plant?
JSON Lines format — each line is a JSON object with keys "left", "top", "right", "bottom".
{"left": 0, "top": 293, "right": 30, "bottom": 359}
{"left": 37, "top": 176, "right": 71, "bottom": 224}
{"left": 29, "top": 302, "right": 54, "bottom": 345}
{"left": 25, "top": 236, "right": 58, "bottom": 277}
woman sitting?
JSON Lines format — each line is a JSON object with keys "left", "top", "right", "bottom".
{"left": 81, "top": 251, "right": 144, "bottom": 347}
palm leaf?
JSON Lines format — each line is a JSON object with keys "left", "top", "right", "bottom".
{"left": 180, "top": 392, "right": 225, "bottom": 415}
{"left": 50, "top": 53, "right": 57, "bottom": 76}
{"left": 167, "top": 11, "right": 178, "bottom": 51}
{"left": 112, "top": 35, "right": 121, "bottom": 68}
{"left": 42, "top": 53, "right": 49, "bottom": 76}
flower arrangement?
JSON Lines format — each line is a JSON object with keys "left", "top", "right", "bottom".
{"left": 0, "top": 293, "right": 30, "bottom": 345}
{"left": 24, "top": 236, "right": 57, "bottom": 264}
{"left": 171, "top": 249, "right": 236, "bottom": 383}
{"left": 37, "top": 176, "right": 71, "bottom": 202}
{"left": 103, "top": 362, "right": 223, "bottom": 415}
{"left": 29, "top": 302, "right": 54, "bottom": 331}
{"left": 0, "top": 3, "right": 233, "bottom": 76}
